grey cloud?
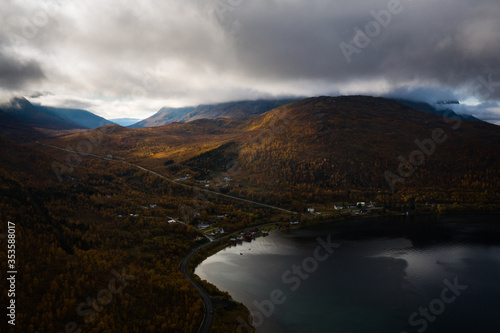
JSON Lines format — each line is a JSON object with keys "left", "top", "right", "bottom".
{"left": 223, "top": 0, "right": 500, "bottom": 99}
{"left": 0, "top": 50, "right": 45, "bottom": 89}
{"left": 0, "top": 0, "right": 499, "bottom": 123}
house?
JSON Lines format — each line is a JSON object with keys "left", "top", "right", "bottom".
{"left": 334, "top": 205, "right": 344, "bottom": 210}
{"left": 307, "top": 208, "right": 315, "bottom": 213}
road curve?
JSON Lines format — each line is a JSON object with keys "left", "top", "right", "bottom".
{"left": 39, "top": 143, "right": 301, "bottom": 332}
{"left": 180, "top": 222, "right": 281, "bottom": 333}
{"left": 179, "top": 240, "right": 217, "bottom": 333}
{"left": 40, "top": 143, "right": 298, "bottom": 215}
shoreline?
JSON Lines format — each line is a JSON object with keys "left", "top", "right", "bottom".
{"left": 186, "top": 209, "right": 500, "bottom": 332}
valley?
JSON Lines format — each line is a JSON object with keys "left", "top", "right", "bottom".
{"left": 1, "top": 96, "right": 499, "bottom": 333}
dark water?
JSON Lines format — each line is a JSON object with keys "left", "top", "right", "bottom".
{"left": 195, "top": 214, "right": 500, "bottom": 333}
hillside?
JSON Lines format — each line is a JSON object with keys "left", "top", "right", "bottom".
{"left": 9, "top": 95, "right": 498, "bottom": 332}
{"left": 235, "top": 96, "right": 500, "bottom": 205}
{"left": 43, "top": 96, "right": 500, "bottom": 210}
{"left": 129, "top": 99, "right": 300, "bottom": 128}
{"left": 0, "top": 97, "right": 115, "bottom": 142}
{"left": 0, "top": 110, "right": 47, "bottom": 142}
{"left": 41, "top": 105, "right": 115, "bottom": 128}
{"left": 1, "top": 125, "right": 256, "bottom": 333}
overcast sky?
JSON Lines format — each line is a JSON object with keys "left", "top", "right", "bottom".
{"left": 1, "top": 0, "right": 500, "bottom": 123}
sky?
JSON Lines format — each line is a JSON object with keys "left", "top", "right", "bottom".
{"left": 1, "top": 0, "right": 500, "bottom": 124}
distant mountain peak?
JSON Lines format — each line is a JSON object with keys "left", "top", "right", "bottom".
{"left": 0, "top": 96, "right": 115, "bottom": 142}
{"left": 129, "top": 98, "right": 301, "bottom": 128}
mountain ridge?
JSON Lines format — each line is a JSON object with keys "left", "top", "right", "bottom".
{"left": 129, "top": 98, "right": 302, "bottom": 128}
{"left": 43, "top": 96, "right": 500, "bottom": 207}
{"left": 0, "top": 97, "right": 115, "bottom": 142}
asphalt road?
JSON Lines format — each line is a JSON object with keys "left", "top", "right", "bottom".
{"left": 40, "top": 143, "right": 298, "bottom": 215}
{"left": 39, "top": 143, "right": 300, "bottom": 332}
{"left": 179, "top": 240, "right": 218, "bottom": 333}
{"left": 179, "top": 221, "right": 284, "bottom": 333}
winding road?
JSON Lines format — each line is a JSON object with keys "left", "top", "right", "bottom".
{"left": 39, "top": 143, "right": 299, "bottom": 332}
{"left": 179, "top": 241, "right": 216, "bottom": 333}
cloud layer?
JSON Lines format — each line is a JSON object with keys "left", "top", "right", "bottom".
{"left": 0, "top": 0, "right": 499, "bottom": 122}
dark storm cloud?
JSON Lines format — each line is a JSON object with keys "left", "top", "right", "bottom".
{"left": 0, "top": 50, "right": 45, "bottom": 89}
{"left": 224, "top": 0, "right": 500, "bottom": 99}
{"left": 0, "top": 0, "right": 499, "bottom": 121}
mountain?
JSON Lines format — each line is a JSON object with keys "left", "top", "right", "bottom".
{"left": 131, "top": 97, "right": 485, "bottom": 129}
{"left": 237, "top": 96, "right": 499, "bottom": 194}
{"left": 130, "top": 107, "right": 195, "bottom": 128}
{"left": 41, "top": 106, "right": 116, "bottom": 129}
{"left": 109, "top": 118, "right": 142, "bottom": 126}
{"left": 0, "top": 97, "right": 81, "bottom": 130}
{"left": 46, "top": 96, "right": 500, "bottom": 208}
{"left": 129, "top": 99, "right": 301, "bottom": 128}
{"left": 394, "top": 99, "right": 483, "bottom": 122}
{"left": 0, "top": 97, "right": 115, "bottom": 142}
{"left": 0, "top": 109, "right": 46, "bottom": 143}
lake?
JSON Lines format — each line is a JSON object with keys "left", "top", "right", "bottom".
{"left": 195, "top": 214, "right": 500, "bottom": 333}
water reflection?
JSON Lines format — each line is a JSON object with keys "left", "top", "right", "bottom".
{"left": 195, "top": 214, "right": 500, "bottom": 333}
